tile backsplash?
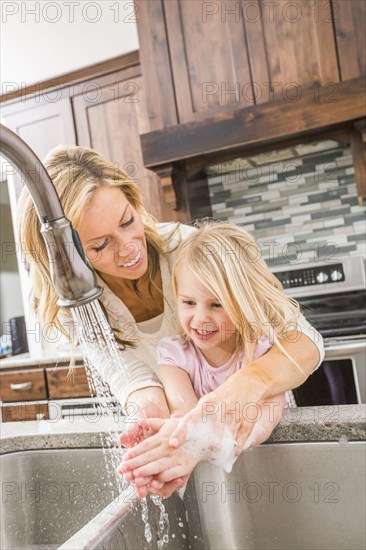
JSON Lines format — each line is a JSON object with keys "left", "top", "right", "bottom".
{"left": 206, "top": 140, "right": 366, "bottom": 266}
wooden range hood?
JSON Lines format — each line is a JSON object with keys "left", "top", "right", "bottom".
{"left": 135, "top": 0, "right": 366, "bottom": 215}
{"left": 140, "top": 77, "right": 365, "bottom": 208}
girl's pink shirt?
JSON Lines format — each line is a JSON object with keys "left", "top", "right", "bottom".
{"left": 157, "top": 335, "right": 273, "bottom": 399}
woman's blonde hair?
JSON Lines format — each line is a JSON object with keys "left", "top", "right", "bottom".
{"left": 172, "top": 220, "right": 302, "bottom": 370}
{"left": 17, "top": 145, "right": 170, "bottom": 347}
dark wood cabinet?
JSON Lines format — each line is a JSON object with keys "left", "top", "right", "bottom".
{"left": 333, "top": 0, "right": 366, "bottom": 80}
{"left": 135, "top": 0, "right": 363, "bottom": 127}
{"left": 134, "top": 0, "right": 365, "bottom": 203}
{"left": 0, "top": 362, "right": 93, "bottom": 422}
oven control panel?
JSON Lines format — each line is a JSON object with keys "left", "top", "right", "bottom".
{"left": 274, "top": 263, "right": 345, "bottom": 289}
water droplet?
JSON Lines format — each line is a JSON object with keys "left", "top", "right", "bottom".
{"left": 338, "top": 436, "right": 349, "bottom": 445}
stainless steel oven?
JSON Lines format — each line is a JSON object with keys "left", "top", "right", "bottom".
{"left": 272, "top": 257, "right": 366, "bottom": 406}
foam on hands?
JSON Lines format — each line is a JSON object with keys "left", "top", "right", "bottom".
{"left": 183, "top": 419, "right": 238, "bottom": 473}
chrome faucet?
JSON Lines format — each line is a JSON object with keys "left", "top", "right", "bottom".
{"left": 0, "top": 123, "right": 102, "bottom": 307}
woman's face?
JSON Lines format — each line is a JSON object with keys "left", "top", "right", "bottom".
{"left": 77, "top": 187, "right": 148, "bottom": 280}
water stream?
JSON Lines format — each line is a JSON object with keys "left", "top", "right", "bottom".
{"left": 70, "top": 300, "right": 169, "bottom": 547}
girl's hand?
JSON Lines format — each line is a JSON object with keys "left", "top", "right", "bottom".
{"left": 118, "top": 417, "right": 201, "bottom": 482}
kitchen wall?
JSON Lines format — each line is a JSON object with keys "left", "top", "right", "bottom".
{"left": 207, "top": 139, "right": 366, "bottom": 266}
{"left": 1, "top": 0, "right": 139, "bottom": 89}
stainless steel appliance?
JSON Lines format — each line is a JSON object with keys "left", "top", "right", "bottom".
{"left": 272, "top": 256, "right": 366, "bottom": 405}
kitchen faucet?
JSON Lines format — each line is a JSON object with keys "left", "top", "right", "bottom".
{"left": 0, "top": 123, "right": 102, "bottom": 307}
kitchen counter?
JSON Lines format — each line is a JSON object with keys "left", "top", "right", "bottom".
{"left": 1, "top": 405, "right": 365, "bottom": 454}
{"left": 0, "top": 351, "right": 83, "bottom": 370}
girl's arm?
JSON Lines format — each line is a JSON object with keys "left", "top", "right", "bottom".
{"left": 159, "top": 365, "right": 198, "bottom": 416}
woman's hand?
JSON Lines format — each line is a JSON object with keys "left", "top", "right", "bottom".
{"left": 119, "top": 387, "right": 170, "bottom": 448}
{"left": 168, "top": 368, "right": 277, "bottom": 455}
{"left": 118, "top": 417, "right": 201, "bottom": 482}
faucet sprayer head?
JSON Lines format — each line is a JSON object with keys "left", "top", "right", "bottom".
{"left": 0, "top": 123, "right": 102, "bottom": 308}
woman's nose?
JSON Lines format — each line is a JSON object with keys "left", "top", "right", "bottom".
{"left": 115, "top": 240, "right": 139, "bottom": 261}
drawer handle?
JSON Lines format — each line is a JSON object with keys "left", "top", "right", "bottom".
{"left": 10, "top": 382, "right": 33, "bottom": 391}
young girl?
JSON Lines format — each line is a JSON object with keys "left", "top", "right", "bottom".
{"left": 157, "top": 220, "right": 298, "bottom": 419}
{"left": 120, "top": 221, "right": 302, "bottom": 494}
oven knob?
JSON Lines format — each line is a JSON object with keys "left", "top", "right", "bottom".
{"left": 316, "top": 271, "right": 329, "bottom": 283}
{"left": 331, "top": 270, "right": 342, "bottom": 281}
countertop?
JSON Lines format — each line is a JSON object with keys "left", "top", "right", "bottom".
{"left": 1, "top": 405, "right": 365, "bottom": 454}
{"left": 0, "top": 351, "right": 83, "bottom": 370}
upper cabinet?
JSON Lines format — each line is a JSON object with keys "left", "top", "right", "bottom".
{"left": 1, "top": 53, "right": 190, "bottom": 222}
{"left": 136, "top": 0, "right": 365, "bottom": 128}
{"left": 135, "top": 0, "right": 365, "bottom": 202}
{"left": 1, "top": 98, "right": 76, "bottom": 159}
{"left": 333, "top": 0, "right": 366, "bottom": 80}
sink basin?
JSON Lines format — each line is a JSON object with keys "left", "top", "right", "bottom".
{"left": 0, "top": 448, "right": 118, "bottom": 549}
{"left": 1, "top": 442, "right": 365, "bottom": 550}
{"left": 61, "top": 441, "right": 366, "bottom": 550}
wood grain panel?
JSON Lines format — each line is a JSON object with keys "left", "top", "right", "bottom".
{"left": 259, "top": 0, "right": 339, "bottom": 101}
{"left": 1, "top": 401, "right": 49, "bottom": 422}
{"left": 0, "top": 369, "right": 47, "bottom": 402}
{"left": 134, "top": 0, "right": 178, "bottom": 130}
{"left": 333, "top": 0, "right": 366, "bottom": 80}
{"left": 73, "top": 68, "right": 189, "bottom": 222}
{"left": 46, "top": 366, "right": 94, "bottom": 399}
{"left": 141, "top": 77, "right": 365, "bottom": 166}
{"left": 164, "top": 0, "right": 254, "bottom": 122}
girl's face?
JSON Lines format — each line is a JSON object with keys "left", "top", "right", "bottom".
{"left": 77, "top": 187, "right": 148, "bottom": 280}
{"left": 176, "top": 269, "right": 237, "bottom": 359}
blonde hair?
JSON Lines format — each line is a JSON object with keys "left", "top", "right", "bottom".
{"left": 172, "top": 220, "right": 302, "bottom": 371}
{"left": 17, "top": 145, "right": 172, "bottom": 347}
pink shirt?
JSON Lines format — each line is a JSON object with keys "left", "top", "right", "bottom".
{"left": 157, "top": 335, "right": 273, "bottom": 399}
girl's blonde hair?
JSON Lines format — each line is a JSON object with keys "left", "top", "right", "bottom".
{"left": 172, "top": 220, "right": 302, "bottom": 370}
{"left": 17, "top": 145, "right": 170, "bottom": 347}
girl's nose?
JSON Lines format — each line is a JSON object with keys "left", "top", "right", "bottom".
{"left": 193, "top": 307, "right": 213, "bottom": 327}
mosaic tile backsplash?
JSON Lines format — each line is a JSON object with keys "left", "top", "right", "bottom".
{"left": 207, "top": 140, "right": 366, "bottom": 266}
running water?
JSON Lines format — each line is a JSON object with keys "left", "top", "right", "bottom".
{"left": 70, "top": 300, "right": 169, "bottom": 547}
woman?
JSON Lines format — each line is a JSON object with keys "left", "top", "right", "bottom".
{"left": 18, "top": 145, "right": 324, "bottom": 496}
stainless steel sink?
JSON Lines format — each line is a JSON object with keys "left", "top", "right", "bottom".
{"left": 0, "top": 448, "right": 118, "bottom": 549}
{"left": 61, "top": 441, "right": 366, "bottom": 550}
{"left": 1, "top": 442, "right": 365, "bottom": 550}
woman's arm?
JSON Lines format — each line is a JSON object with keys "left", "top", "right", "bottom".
{"left": 245, "top": 331, "right": 321, "bottom": 401}
{"left": 159, "top": 365, "right": 198, "bottom": 416}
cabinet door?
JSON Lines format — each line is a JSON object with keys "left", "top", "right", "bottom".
{"left": 73, "top": 67, "right": 177, "bottom": 221}
{"left": 46, "top": 366, "right": 94, "bottom": 399}
{"left": 0, "top": 368, "right": 47, "bottom": 402}
{"left": 333, "top": 0, "right": 366, "bottom": 80}
{"left": 144, "top": 0, "right": 340, "bottom": 124}
{"left": 1, "top": 97, "right": 76, "bottom": 159}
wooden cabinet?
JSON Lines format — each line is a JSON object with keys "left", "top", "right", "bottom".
{"left": 46, "top": 365, "right": 94, "bottom": 399}
{"left": 1, "top": 53, "right": 185, "bottom": 221}
{"left": 135, "top": 0, "right": 365, "bottom": 203}
{"left": 0, "top": 368, "right": 47, "bottom": 402}
{"left": 0, "top": 362, "right": 93, "bottom": 422}
{"left": 73, "top": 67, "right": 165, "bottom": 221}
{"left": 1, "top": 402, "right": 49, "bottom": 422}
{"left": 333, "top": 0, "right": 366, "bottom": 80}
{"left": 136, "top": 0, "right": 351, "bottom": 126}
